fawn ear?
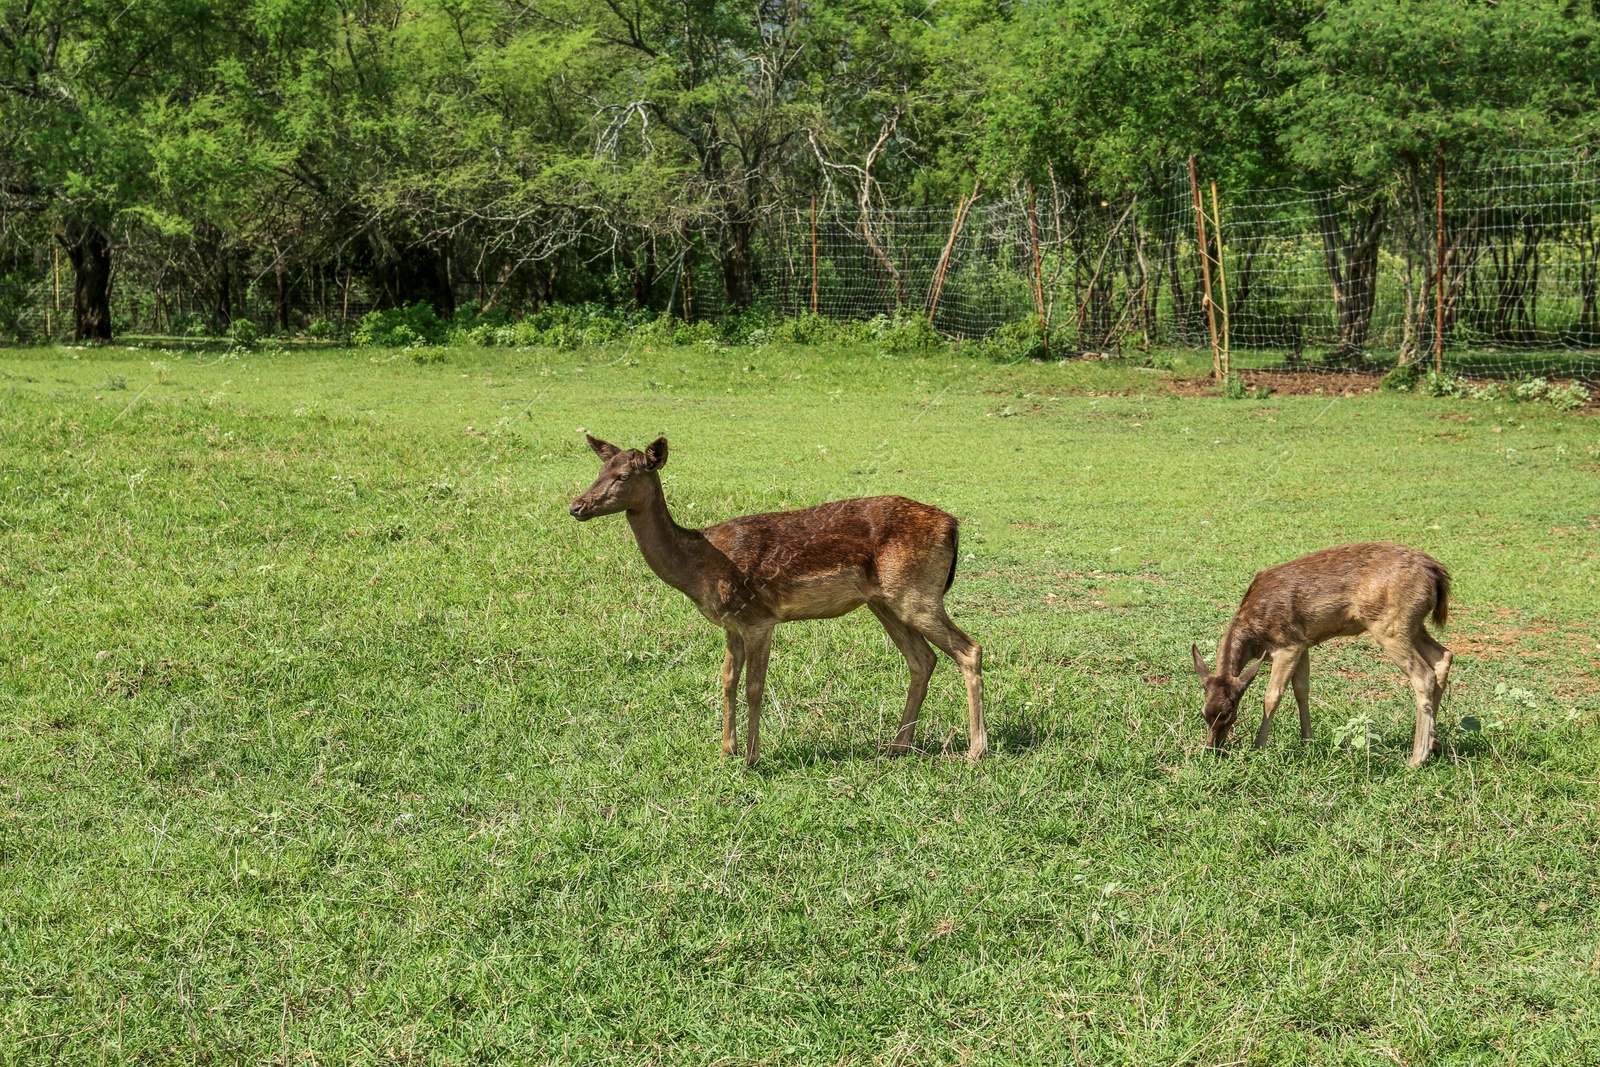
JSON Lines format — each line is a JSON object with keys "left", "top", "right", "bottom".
{"left": 643, "top": 436, "right": 668, "bottom": 470}
{"left": 1237, "top": 655, "right": 1267, "bottom": 689}
{"left": 1191, "top": 644, "right": 1210, "bottom": 682}
{"left": 586, "top": 434, "right": 621, "bottom": 461}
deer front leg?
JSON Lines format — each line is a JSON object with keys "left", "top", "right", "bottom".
{"left": 742, "top": 628, "right": 773, "bottom": 767}
{"left": 1292, "top": 649, "right": 1312, "bottom": 741}
{"left": 721, "top": 632, "right": 745, "bottom": 758}
{"left": 1254, "top": 649, "right": 1302, "bottom": 749}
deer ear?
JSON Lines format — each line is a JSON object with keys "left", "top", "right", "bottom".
{"left": 1191, "top": 644, "right": 1210, "bottom": 681}
{"left": 586, "top": 434, "right": 621, "bottom": 461}
{"left": 643, "top": 436, "right": 668, "bottom": 470}
{"left": 1237, "top": 655, "right": 1267, "bottom": 689}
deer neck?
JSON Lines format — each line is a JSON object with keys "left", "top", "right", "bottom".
{"left": 623, "top": 476, "right": 708, "bottom": 598}
{"left": 1218, "top": 621, "right": 1264, "bottom": 680}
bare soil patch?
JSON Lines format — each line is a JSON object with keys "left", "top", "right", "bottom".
{"left": 1170, "top": 370, "right": 1384, "bottom": 398}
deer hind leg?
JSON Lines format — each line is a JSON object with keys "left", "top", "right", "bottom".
{"left": 1416, "top": 631, "right": 1453, "bottom": 704}
{"left": 869, "top": 603, "right": 937, "bottom": 757}
{"left": 1292, "top": 649, "right": 1312, "bottom": 741}
{"left": 1255, "top": 649, "right": 1303, "bottom": 749}
{"left": 1374, "top": 631, "right": 1439, "bottom": 768}
{"left": 721, "top": 631, "right": 745, "bottom": 758}
{"left": 901, "top": 602, "right": 986, "bottom": 761}
{"left": 741, "top": 627, "right": 774, "bottom": 767}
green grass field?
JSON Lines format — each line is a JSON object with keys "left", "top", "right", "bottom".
{"left": 2, "top": 341, "right": 1598, "bottom": 1064}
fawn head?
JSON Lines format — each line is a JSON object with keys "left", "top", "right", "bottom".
{"left": 569, "top": 434, "right": 668, "bottom": 520}
{"left": 1191, "top": 645, "right": 1264, "bottom": 749}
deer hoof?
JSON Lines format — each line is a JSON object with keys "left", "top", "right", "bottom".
{"left": 965, "top": 739, "right": 988, "bottom": 762}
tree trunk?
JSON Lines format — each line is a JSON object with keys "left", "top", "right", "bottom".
{"left": 275, "top": 252, "right": 290, "bottom": 333}
{"left": 1316, "top": 194, "right": 1384, "bottom": 364}
{"left": 720, "top": 216, "right": 755, "bottom": 309}
{"left": 58, "top": 224, "right": 113, "bottom": 342}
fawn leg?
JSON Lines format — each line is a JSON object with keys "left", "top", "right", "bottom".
{"left": 870, "top": 603, "right": 937, "bottom": 756}
{"left": 1254, "top": 649, "right": 1302, "bottom": 749}
{"left": 742, "top": 627, "right": 773, "bottom": 767}
{"left": 1375, "top": 632, "right": 1438, "bottom": 767}
{"left": 721, "top": 631, "right": 745, "bottom": 758}
{"left": 1293, "top": 649, "right": 1312, "bottom": 741}
{"left": 910, "top": 606, "right": 986, "bottom": 761}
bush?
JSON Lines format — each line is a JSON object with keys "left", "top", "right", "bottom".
{"left": 353, "top": 303, "right": 448, "bottom": 347}
{"left": 1549, "top": 381, "right": 1591, "bottom": 411}
{"left": 1223, "top": 373, "right": 1249, "bottom": 399}
{"left": 1513, "top": 376, "right": 1551, "bottom": 402}
{"left": 1381, "top": 363, "right": 1419, "bottom": 392}
{"left": 873, "top": 309, "right": 943, "bottom": 352}
{"left": 1424, "top": 370, "right": 1462, "bottom": 397}
{"left": 306, "top": 318, "right": 343, "bottom": 341}
{"left": 771, "top": 312, "right": 836, "bottom": 345}
{"left": 228, "top": 318, "right": 261, "bottom": 347}
{"left": 974, "top": 319, "right": 1049, "bottom": 362}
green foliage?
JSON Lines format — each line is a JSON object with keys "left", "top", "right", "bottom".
{"left": 974, "top": 319, "right": 1049, "bottom": 362}
{"left": 1424, "top": 370, "right": 1463, "bottom": 397}
{"left": 1223, "top": 373, "right": 1249, "bottom": 399}
{"left": 1381, "top": 363, "right": 1420, "bottom": 392}
{"left": 353, "top": 304, "right": 449, "bottom": 348}
{"left": 1513, "top": 376, "right": 1552, "bottom": 402}
{"left": 227, "top": 318, "right": 260, "bottom": 347}
{"left": 871, "top": 309, "right": 943, "bottom": 353}
{"left": 1548, "top": 381, "right": 1591, "bottom": 412}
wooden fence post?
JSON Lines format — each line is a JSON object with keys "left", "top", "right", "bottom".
{"left": 1435, "top": 140, "right": 1446, "bottom": 376}
{"left": 1210, "top": 180, "right": 1230, "bottom": 378}
{"left": 1028, "top": 183, "right": 1049, "bottom": 357}
{"left": 810, "top": 195, "right": 818, "bottom": 316}
{"left": 1189, "top": 157, "right": 1221, "bottom": 380}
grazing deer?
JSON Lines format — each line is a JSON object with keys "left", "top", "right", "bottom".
{"left": 568, "top": 434, "right": 986, "bottom": 766}
{"left": 1191, "top": 542, "right": 1453, "bottom": 766}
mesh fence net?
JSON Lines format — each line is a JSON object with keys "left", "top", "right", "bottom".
{"left": 8, "top": 151, "right": 1600, "bottom": 379}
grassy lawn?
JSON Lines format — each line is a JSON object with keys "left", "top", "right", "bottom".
{"left": 2, "top": 340, "right": 1598, "bottom": 1064}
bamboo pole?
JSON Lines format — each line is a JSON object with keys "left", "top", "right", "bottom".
{"left": 1435, "top": 140, "right": 1446, "bottom": 375}
{"left": 50, "top": 243, "right": 59, "bottom": 337}
{"left": 1189, "top": 157, "right": 1221, "bottom": 380}
{"left": 1028, "top": 183, "right": 1048, "bottom": 357}
{"left": 810, "top": 195, "right": 818, "bottom": 316}
{"left": 1210, "top": 180, "right": 1230, "bottom": 377}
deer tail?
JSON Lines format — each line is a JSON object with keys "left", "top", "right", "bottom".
{"left": 945, "top": 524, "right": 960, "bottom": 593}
{"left": 1430, "top": 560, "right": 1450, "bottom": 628}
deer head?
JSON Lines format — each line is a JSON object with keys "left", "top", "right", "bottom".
{"left": 568, "top": 434, "right": 668, "bottom": 521}
{"left": 1191, "top": 644, "right": 1264, "bottom": 749}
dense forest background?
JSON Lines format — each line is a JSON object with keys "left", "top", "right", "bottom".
{"left": 3, "top": 0, "right": 1600, "bottom": 353}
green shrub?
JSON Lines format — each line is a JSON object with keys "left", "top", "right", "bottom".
{"left": 353, "top": 303, "right": 447, "bottom": 347}
{"left": 870, "top": 309, "right": 942, "bottom": 352}
{"left": 1381, "top": 363, "right": 1419, "bottom": 391}
{"left": 1513, "top": 376, "right": 1551, "bottom": 402}
{"left": 1549, "top": 381, "right": 1591, "bottom": 411}
{"left": 306, "top": 318, "right": 343, "bottom": 341}
{"left": 975, "top": 319, "right": 1049, "bottom": 362}
{"left": 771, "top": 312, "right": 835, "bottom": 345}
{"left": 228, "top": 318, "right": 260, "bottom": 347}
{"left": 1224, "top": 373, "right": 1248, "bottom": 399}
{"left": 718, "top": 306, "right": 778, "bottom": 346}
{"left": 1424, "top": 370, "right": 1462, "bottom": 397}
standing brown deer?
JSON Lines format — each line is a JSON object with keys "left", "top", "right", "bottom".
{"left": 568, "top": 434, "right": 986, "bottom": 765}
{"left": 1191, "top": 542, "right": 1453, "bottom": 766}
